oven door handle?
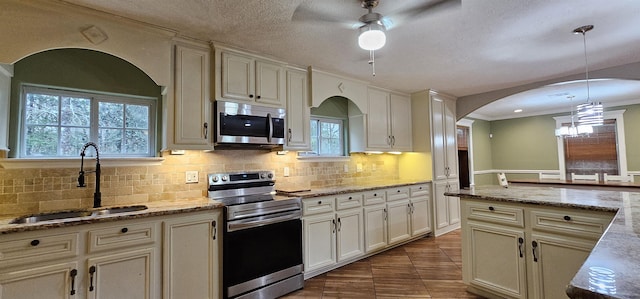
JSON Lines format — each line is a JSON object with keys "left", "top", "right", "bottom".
{"left": 227, "top": 210, "right": 301, "bottom": 232}
{"left": 266, "top": 113, "right": 273, "bottom": 143}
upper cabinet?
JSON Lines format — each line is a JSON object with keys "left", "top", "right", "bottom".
{"left": 430, "top": 91, "right": 458, "bottom": 181}
{"left": 350, "top": 87, "right": 412, "bottom": 152}
{"left": 285, "top": 67, "right": 311, "bottom": 150}
{"left": 165, "top": 39, "right": 212, "bottom": 150}
{"left": 215, "top": 48, "right": 286, "bottom": 107}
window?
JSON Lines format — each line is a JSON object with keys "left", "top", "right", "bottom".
{"left": 21, "top": 85, "right": 156, "bottom": 158}
{"left": 302, "top": 117, "right": 345, "bottom": 156}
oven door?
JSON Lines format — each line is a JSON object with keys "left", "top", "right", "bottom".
{"left": 216, "top": 101, "right": 285, "bottom": 145}
{"left": 223, "top": 217, "right": 303, "bottom": 298}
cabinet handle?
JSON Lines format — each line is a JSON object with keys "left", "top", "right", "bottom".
{"left": 288, "top": 128, "right": 292, "bottom": 143}
{"left": 203, "top": 122, "right": 209, "bottom": 140}
{"left": 212, "top": 220, "right": 217, "bottom": 240}
{"left": 121, "top": 227, "right": 128, "bottom": 233}
{"left": 563, "top": 215, "right": 571, "bottom": 221}
{"left": 249, "top": 94, "right": 254, "bottom": 98}
{"left": 387, "top": 136, "right": 392, "bottom": 145}
{"left": 531, "top": 241, "right": 539, "bottom": 262}
{"left": 488, "top": 206, "right": 495, "bottom": 211}
{"left": 518, "top": 237, "right": 524, "bottom": 258}
{"left": 337, "top": 218, "right": 342, "bottom": 232}
{"left": 89, "top": 265, "right": 96, "bottom": 292}
{"left": 332, "top": 219, "right": 336, "bottom": 233}
{"left": 383, "top": 208, "right": 388, "bottom": 221}
{"left": 70, "top": 269, "right": 78, "bottom": 295}
{"left": 30, "top": 239, "right": 40, "bottom": 246}
{"left": 392, "top": 135, "right": 396, "bottom": 147}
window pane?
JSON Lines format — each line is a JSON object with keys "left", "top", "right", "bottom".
{"left": 61, "top": 127, "right": 90, "bottom": 156}
{"left": 61, "top": 96, "right": 90, "bottom": 126}
{"left": 25, "top": 93, "right": 58, "bottom": 125}
{"left": 125, "top": 129, "right": 149, "bottom": 154}
{"left": 99, "top": 102, "right": 124, "bottom": 128}
{"left": 310, "top": 120, "right": 318, "bottom": 153}
{"left": 25, "top": 126, "right": 58, "bottom": 156}
{"left": 125, "top": 105, "right": 149, "bottom": 129}
{"left": 99, "top": 128, "right": 123, "bottom": 154}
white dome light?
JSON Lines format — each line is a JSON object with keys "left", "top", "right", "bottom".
{"left": 358, "top": 23, "right": 386, "bottom": 50}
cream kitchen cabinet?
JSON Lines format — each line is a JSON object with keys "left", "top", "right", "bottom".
{"left": 167, "top": 40, "right": 212, "bottom": 150}
{"left": 363, "top": 203, "right": 387, "bottom": 253}
{"left": 433, "top": 178, "right": 461, "bottom": 236}
{"left": 216, "top": 49, "right": 285, "bottom": 107}
{"left": 351, "top": 88, "right": 412, "bottom": 152}
{"left": 385, "top": 185, "right": 431, "bottom": 245}
{"left": 163, "top": 210, "right": 221, "bottom": 299}
{"left": 284, "top": 67, "right": 311, "bottom": 150}
{"left": 430, "top": 91, "right": 458, "bottom": 181}
{"left": 303, "top": 211, "right": 337, "bottom": 274}
{"left": 461, "top": 199, "right": 615, "bottom": 299}
{"left": 0, "top": 261, "right": 79, "bottom": 299}
{"left": 409, "top": 184, "right": 431, "bottom": 236}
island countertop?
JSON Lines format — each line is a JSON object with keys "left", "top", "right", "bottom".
{"left": 446, "top": 185, "right": 640, "bottom": 299}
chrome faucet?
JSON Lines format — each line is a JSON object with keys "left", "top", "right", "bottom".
{"left": 78, "top": 142, "right": 101, "bottom": 208}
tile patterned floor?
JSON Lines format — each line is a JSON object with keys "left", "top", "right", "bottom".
{"left": 282, "top": 230, "right": 484, "bottom": 299}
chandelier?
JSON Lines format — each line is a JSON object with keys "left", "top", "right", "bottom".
{"left": 574, "top": 25, "right": 604, "bottom": 126}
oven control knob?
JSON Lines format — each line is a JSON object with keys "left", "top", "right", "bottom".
{"left": 260, "top": 173, "right": 266, "bottom": 179}
{"left": 211, "top": 176, "right": 219, "bottom": 183}
{"left": 268, "top": 173, "right": 273, "bottom": 179}
{"left": 222, "top": 175, "right": 228, "bottom": 181}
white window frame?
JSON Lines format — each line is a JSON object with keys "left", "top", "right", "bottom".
{"left": 20, "top": 85, "right": 156, "bottom": 158}
{"left": 299, "top": 116, "right": 346, "bottom": 157}
{"left": 553, "top": 109, "right": 627, "bottom": 180}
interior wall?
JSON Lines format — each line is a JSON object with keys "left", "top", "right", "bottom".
{"left": 469, "top": 119, "right": 494, "bottom": 185}
{"left": 620, "top": 104, "right": 640, "bottom": 170}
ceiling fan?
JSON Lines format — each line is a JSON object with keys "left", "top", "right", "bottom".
{"left": 293, "top": 0, "right": 461, "bottom": 75}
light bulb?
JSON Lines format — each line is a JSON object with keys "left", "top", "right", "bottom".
{"left": 358, "top": 23, "right": 386, "bottom": 50}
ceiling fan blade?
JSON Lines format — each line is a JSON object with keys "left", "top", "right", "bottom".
{"left": 384, "top": 0, "right": 461, "bottom": 30}
{"left": 292, "top": 2, "right": 363, "bottom": 29}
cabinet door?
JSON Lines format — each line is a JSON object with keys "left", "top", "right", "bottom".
{"left": 285, "top": 68, "right": 310, "bottom": 150}
{"left": 163, "top": 211, "right": 221, "bottom": 299}
{"left": 0, "top": 261, "right": 78, "bottom": 299}
{"left": 529, "top": 233, "right": 596, "bottom": 299}
{"left": 221, "top": 51, "right": 255, "bottom": 102}
{"left": 366, "top": 88, "right": 391, "bottom": 149}
{"left": 87, "top": 248, "right": 155, "bottom": 299}
{"left": 174, "top": 43, "right": 211, "bottom": 147}
{"left": 364, "top": 204, "right": 387, "bottom": 253}
{"left": 466, "top": 222, "right": 527, "bottom": 299}
{"left": 303, "top": 213, "right": 336, "bottom": 272}
{"left": 336, "top": 209, "right": 364, "bottom": 262}
{"left": 447, "top": 180, "right": 461, "bottom": 226}
{"left": 390, "top": 93, "right": 412, "bottom": 151}
{"left": 386, "top": 199, "right": 411, "bottom": 245}
{"left": 443, "top": 97, "right": 458, "bottom": 179}
{"left": 410, "top": 197, "right": 431, "bottom": 236}
{"left": 255, "top": 60, "right": 285, "bottom": 106}
{"left": 430, "top": 95, "right": 448, "bottom": 180}
{"left": 433, "top": 180, "right": 450, "bottom": 230}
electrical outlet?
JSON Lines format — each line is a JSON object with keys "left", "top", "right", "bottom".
{"left": 186, "top": 171, "right": 199, "bottom": 183}
{"left": 284, "top": 167, "right": 290, "bottom": 177}
{"left": 356, "top": 163, "right": 363, "bottom": 172}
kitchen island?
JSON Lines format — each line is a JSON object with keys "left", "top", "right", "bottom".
{"left": 446, "top": 186, "right": 640, "bottom": 299}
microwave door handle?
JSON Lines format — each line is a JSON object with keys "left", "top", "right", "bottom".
{"left": 267, "top": 113, "right": 273, "bottom": 143}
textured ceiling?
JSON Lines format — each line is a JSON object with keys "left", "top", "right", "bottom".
{"left": 59, "top": 0, "right": 640, "bottom": 118}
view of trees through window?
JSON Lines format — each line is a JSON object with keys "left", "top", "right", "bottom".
{"left": 306, "top": 117, "right": 344, "bottom": 156}
{"left": 22, "top": 86, "right": 154, "bottom": 157}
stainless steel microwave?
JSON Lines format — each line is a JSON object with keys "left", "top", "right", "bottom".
{"left": 214, "top": 101, "right": 286, "bottom": 147}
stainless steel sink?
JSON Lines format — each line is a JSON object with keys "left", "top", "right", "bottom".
{"left": 91, "top": 205, "right": 148, "bottom": 216}
{"left": 9, "top": 205, "right": 148, "bottom": 224}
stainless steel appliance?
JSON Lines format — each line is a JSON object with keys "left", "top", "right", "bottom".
{"left": 208, "top": 170, "right": 303, "bottom": 299}
{"left": 215, "top": 101, "right": 286, "bottom": 147}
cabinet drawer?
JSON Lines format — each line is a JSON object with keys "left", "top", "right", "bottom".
{"left": 410, "top": 184, "right": 430, "bottom": 197}
{"left": 336, "top": 193, "right": 363, "bottom": 210}
{"left": 386, "top": 187, "right": 410, "bottom": 202}
{"left": 529, "top": 209, "right": 614, "bottom": 239}
{"left": 363, "top": 190, "right": 386, "bottom": 206}
{"left": 465, "top": 202, "right": 524, "bottom": 228}
{"left": 0, "top": 232, "right": 79, "bottom": 268}
{"left": 302, "top": 196, "right": 334, "bottom": 216}
{"left": 88, "top": 221, "right": 157, "bottom": 253}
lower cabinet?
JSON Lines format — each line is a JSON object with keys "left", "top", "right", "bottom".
{"left": 461, "top": 199, "right": 615, "bottom": 299}
{"left": 363, "top": 203, "right": 387, "bottom": 253}
{"left": 163, "top": 210, "right": 221, "bottom": 299}
{"left": 433, "top": 179, "right": 461, "bottom": 236}
{"left": 0, "top": 209, "right": 222, "bottom": 299}
{"left": 386, "top": 199, "right": 412, "bottom": 244}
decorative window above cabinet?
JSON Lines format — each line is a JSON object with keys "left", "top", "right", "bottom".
{"left": 215, "top": 48, "right": 286, "bottom": 108}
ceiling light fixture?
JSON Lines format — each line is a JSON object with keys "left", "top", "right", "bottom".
{"left": 555, "top": 95, "right": 594, "bottom": 137}
{"left": 358, "top": 0, "right": 386, "bottom": 76}
{"left": 573, "top": 25, "right": 603, "bottom": 126}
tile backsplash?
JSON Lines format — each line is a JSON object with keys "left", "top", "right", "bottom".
{"left": 0, "top": 150, "right": 401, "bottom": 217}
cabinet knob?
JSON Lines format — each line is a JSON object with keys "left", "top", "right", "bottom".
{"left": 256, "top": 95, "right": 261, "bottom": 99}
{"left": 488, "top": 206, "right": 495, "bottom": 211}
{"left": 348, "top": 196, "right": 352, "bottom": 200}
{"left": 317, "top": 201, "right": 322, "bottom": 205}
{"left": 397, "top": 190, "right": 401, "bottom": 193}
{"left": 30, "top": 239, "right": 40, "bottom": 246}
{"left": 374, "top": 193, "right": 377, "bottom": 196}
{"left": 249, "top": 94, "right": 254, "bottom": 98}
{"left": 563, "top": 215, "right": 571, "bottom": 221}
{"left": 121, "top": 227, "right": 128, "bottom": 233}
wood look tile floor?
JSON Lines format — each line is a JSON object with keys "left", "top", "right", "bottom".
{"left": 282, "top": 230, "right": 484, "bottom": 299}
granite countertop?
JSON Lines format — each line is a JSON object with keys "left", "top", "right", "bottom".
{"left": 0, "top": 198, "right": 224, "bottom": 235}
{"left": 276, "top": 180, "right": 431, "bottom": 198}
{"left": 448, "top": 185, "right": 640, "bottom": 299}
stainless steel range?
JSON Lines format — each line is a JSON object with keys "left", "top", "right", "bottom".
{"left": 208, "top": 170, "right": 303, "bottom": 299}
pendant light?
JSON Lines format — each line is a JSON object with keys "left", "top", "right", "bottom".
{"left": 573, "top": 25, "right": 603, "bottom": 126}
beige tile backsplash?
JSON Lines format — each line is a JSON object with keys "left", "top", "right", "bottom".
{"left": 0, "top": 150, "right": 400, "bottom": 217}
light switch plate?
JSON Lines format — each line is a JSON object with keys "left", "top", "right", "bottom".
{"left": 356, "top": 163, "right": 363, "bottom": 172}
{"left": 186, "top": 171, "right": 199, "bottom": 183}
